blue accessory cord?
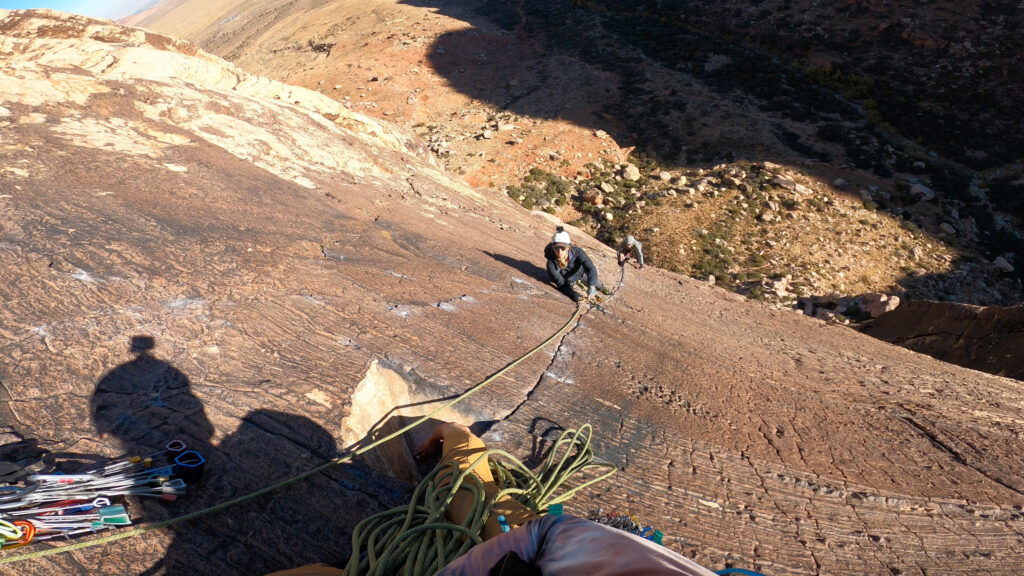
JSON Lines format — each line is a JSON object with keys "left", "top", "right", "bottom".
{"left": 497, "top": 515, "right": 511, "bottom": 533}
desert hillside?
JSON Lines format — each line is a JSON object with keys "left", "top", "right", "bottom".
{"left": 129, "top": 0, "right": 1024, "bottom": 314}
{"left": 2, "top": 8, "right": 1024, "bottom": 576}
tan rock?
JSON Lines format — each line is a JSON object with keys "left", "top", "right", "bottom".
{"left": 858, "top": 293, "right": 901, "bottom": 318}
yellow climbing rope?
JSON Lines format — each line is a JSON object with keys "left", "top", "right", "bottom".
{"left": 343, "top": 425, "right": 615, "bottom": 576}
{"left": 0, "top": 302, "right": 589, "bottom": 565}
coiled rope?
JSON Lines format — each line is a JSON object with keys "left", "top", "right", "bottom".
{"left": 343, "top": 425, "right": 615, "bottom": 576}
{"left": 0, "top": 300, "right": 589, "bottom": 565}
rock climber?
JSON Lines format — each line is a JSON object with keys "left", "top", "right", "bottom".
{"left": 544, "top": 227, "right": 603, "bottom": 302}
{"left": 616, "top": 234, "right": 644, "bottom": 269}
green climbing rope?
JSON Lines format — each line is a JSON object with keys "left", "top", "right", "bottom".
{"left": 343, "top": 425, "right": 615, "bottom": 576}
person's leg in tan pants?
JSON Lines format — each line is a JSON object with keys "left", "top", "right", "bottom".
{"left": 413, "top": 422, "right": 538, "bottom": 541}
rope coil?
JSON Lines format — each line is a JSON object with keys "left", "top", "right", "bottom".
{"left": 343, "top": 425, "right": 615, "bottom": 576}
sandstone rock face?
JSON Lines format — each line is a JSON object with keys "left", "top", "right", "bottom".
{"left": 863, "top": 300, "right": 1024, "bottom": 381}
{"left": 2, "top": 9, "right": 1024, "bottom": 576}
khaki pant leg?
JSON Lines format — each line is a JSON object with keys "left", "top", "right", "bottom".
{"left": 439, "top": 428, "right": 539, "bottom": 540}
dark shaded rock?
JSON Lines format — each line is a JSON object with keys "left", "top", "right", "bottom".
{"left": 863, "top": 300, "right": 1024, "bottom": 381}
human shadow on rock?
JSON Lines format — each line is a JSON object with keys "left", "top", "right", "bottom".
{"left": 91, "top": 334, "right": 217, "bottom": 574}
{"left": 91, "top": 335, "right": 213, "bottom": 457}
{"left": 154, "top": 409, "right": 409, "bottom": 575}
{"left": 483, "top": 251, "right": 548, "bottom": 284}
{"left": 92, "top": 336, "right": 408, "bottom": 575}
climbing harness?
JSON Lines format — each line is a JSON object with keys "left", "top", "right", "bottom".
{"left": 342, "top": 426, "right": 615, "bottom": 576}
{"left": 0, "top": 299, "right": 589, "bottom": 565}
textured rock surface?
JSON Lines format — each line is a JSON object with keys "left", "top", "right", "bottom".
{"left": 2, "top": 10, "right": 1024, "bottom": 576}
{"left": 863, "top": 300, "right": 1024, "bottom": 381}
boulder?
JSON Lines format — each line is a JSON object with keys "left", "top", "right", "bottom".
{"left": 911, "top": 183, "right": 936, "bottom": 201}
{"left": 993, "top": 256, "right": 1015, "bottom": 273}
{"left": 771, "top": 176, "right": 796, "bottom": 190}
{"left": 622, "top": 163, "right": 641, "bottom": 181}
{"left": 864, "top": 300, "right": 1024, "bottom": 380}
{"left": 582, "top": 188, "right": 604, "bottom": 206}
{"left": 857, "top": 293, "right": 901, "bottom": 318}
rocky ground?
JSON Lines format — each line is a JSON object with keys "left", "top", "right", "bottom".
{"left": 4, "top": 7, "right": 1024, "bottom": 576}
{"left": 128, "top": 0, "right": 1023, "bottom": 316}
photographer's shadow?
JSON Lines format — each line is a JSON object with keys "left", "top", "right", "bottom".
{"left": 91, "top": 336, "right": 408, "bottom": 574}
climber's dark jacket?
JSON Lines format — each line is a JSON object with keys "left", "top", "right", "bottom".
{"left": 545, "top": 244, "right": 599, "bottom": 298}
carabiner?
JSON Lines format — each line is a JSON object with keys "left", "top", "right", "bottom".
{"left": 0, "top": 519, "right": 23, "bottom": 541}
{"left": 4, "top": 520, "right": 35, "bottom": 549}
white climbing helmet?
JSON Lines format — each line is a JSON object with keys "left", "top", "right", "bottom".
{"left": 552, "top": 230, "right": 571, "bottom": 245}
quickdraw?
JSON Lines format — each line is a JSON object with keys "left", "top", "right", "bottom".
{"left": 0, "top": 440, "right": 201, "bottom": 549}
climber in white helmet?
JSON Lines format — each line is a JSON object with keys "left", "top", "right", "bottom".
{"left": 544, "top": 227, "right": 603, "bottom": 302}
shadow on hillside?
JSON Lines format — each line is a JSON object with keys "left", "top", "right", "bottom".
{"left": 399, "top": 0, "right": 651, "bottom": 158}
{"left": 399, "top": 0, "right": 1024, "bottom": 309}
{"left": 892, "top": 263, "right": 1021, "bottom": 308}
{"left": 399, "top": 0, "right": 830, "bottom": 165}
{"left": 91, "top": 335, "right": 408, "bottom": 575}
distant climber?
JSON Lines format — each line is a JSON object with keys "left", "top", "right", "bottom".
{"left": 545, "top": 227, "right": 603, "bottom": 302}
{"left": 616, "top": 235, "right": 644, "bottom": 269}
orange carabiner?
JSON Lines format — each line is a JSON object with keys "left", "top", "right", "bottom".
{"left": 6, "top": 520, "right": 35, "bottom": 549}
